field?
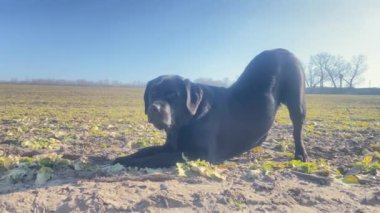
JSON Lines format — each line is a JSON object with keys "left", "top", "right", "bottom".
{"left": 0, "top": 84, "right": 379, "bottom": 212}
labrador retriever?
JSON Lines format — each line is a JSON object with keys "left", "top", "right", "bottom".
{"left": 113, "top": 48, "right": 308, "bottom": 168}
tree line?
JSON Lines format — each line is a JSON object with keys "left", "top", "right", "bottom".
{"left": 1, "top": 52, "right": 369, "bottom": 89}
{"left": 0, "top": 78, "right": 145, "bottom": 87}
{"left": 306, "top": 53, "right": 367, "bottom": 88}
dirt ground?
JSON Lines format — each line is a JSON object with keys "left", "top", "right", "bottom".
{"left": 0, "top": 86, "right": 379, "bottom": 212}
{"left": 1, "top": 124, "right": 379, "bottom": 213}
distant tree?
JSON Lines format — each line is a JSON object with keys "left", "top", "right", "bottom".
{"left": 330, "top": 56, "right": 350, "bottom": 88}
{"left": 4, "top": 78, "right": 135, "bottom": 86}
{"left": 309, "top": 53, "right": 352, "bottom": 88}
{"left": 112, "top": 80, "right": 121, "bottom": 86}
{"left": 10, "top": 78, "right": 19, "bottom": 83}
{"left": 305, "top": 63, "right": 319, "bottom": 88}
{"left": 309, "top": 53, "right": 330, "bottom": 88}
{"left": 344, "top": 55, "right": 367, "bottom": 88}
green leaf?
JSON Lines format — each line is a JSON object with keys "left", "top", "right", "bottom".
{"left": 72, "top": 160, "right": 96, "bottom": 171}
{"left": 21, "top": 137, "right": 59, "bottom": 149}
{"left": 300, "top": 163, "right": 318, "bottom": 174}
{"left": 176, "top": 163, "right": 188, "bottom": 177}
{"left": 99, "top": 163, "right": 125, "bottom": 174}
{"left": 0, "top": 157, "right": 14, "bottom": 170}
{"left": 362, "top": 155, "right": 373, "bottom": 166}
{"left": 288, "top": 160, "right": 303, "bottom": 167}
{"left": 217, "top": 162, "right": 237, "bottom": 169}
{"left": 372, "top": 162, "right": 380, "bottom": 169}
{"left": 19, "top": 157, "right": 34, "bottom": 164}
{"left": 343, "top": 175, "right": 360, "bottom": 184}
{"left": 90, "top": 126, "right": 105, "bottom": 137}
{"left": 287, "top": 160, "right": 318, "bottom": 174}
{"left": 35, "top": 167, "right": 54, "bottom": 185}
{"left": 334, "top": 169, "right": 343, "bottom": 178}
{"left": 373, "top": 151, "right": 380, "bottom": 160}
{"left": 176, "top": 155, "right": 225, "bottom": 181}
{"left": 38, "top": 157, "right": 55, "bottom": 168}
{"left": 4, "top": 166, "right": 30, "bottom": 183}
{"left": 251, "top": 146, "right": 264, "bottom": 154}
{"left": 261, "top": 162, "right": 275, "bottom": 173}
{"left": 55, "top": 158, "right": 71, "bottom": 167}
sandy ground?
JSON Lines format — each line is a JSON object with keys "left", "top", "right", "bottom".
{"left": 1, "top": 124, "right": 379, "bottom": 212}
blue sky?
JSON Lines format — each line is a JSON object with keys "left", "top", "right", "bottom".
{"left": 0, "top": 0, "right": 379, "bottom": 87}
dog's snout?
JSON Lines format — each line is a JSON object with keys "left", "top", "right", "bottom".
{"left": 147, "top": 101, "right": 172, "bottom": 130}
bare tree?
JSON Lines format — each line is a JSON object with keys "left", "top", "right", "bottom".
{"left": 324, "top": 55, "right": 338, "bottom": 88}
{"left": 344, "top": 55, "right": 367, "bottom": 88}
{"left": 309, "top": 53, "right": 331, "bottom": 88}
{"left": 331, "top": 56, "right": 350, "bottom": 88}
{"left": 309, "top": 53, "right": 351, "bottom": 88}
{"left": 305, "top": 63, "right": 319, "bottom": 88}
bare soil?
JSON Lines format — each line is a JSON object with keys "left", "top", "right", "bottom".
{"left": 1, "top": 124, "right": 379, "bottom": 212}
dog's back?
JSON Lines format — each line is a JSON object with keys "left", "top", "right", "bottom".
{"left": 230, "top": 48, "right": 304, "bottom": 106}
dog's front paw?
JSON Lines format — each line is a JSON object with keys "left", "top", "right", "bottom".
{"left": 112, "top": 156, "right": 128, "bottom": 166}
{"left": 295, "top": 153, "right": 309, "bottom": 162}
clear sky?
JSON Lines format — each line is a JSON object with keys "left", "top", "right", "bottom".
{"left": 1, "top": 0, "right": 379, "bottom": 87}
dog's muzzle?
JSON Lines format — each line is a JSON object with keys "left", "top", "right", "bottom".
{"left": 147, "top": 102, "right": 172, "bottom": 130}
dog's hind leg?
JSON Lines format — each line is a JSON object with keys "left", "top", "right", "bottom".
{"left": 285, "top": 90, "right": 309, "bottom": 162}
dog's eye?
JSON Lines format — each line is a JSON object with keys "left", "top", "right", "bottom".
{"left": 166, "top": 92, "right": 178, "bottom": 99}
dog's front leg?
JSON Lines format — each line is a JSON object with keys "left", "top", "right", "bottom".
{"left": 166, "top": 129, "right": 179, "bottom": 150}
{"left": 113, "top": 145, "right": 168, "bottom": 165}
{"left": 113, "top": 129, "right": 181, "bottom": 167}
{"left": 115, "top": 151, "right": 183, "bottom": 168}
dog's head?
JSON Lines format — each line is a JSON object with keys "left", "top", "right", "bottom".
{"left": 144, "top": 75, "right": 204, "bottom": 131}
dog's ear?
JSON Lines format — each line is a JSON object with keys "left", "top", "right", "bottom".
{"left": 184, "top": 79, "right": 203, "bottom": 116}
{"left": 144, "top": 80, "right": 154, "bottom": 114}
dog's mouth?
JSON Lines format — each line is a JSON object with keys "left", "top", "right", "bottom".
{"left": 148, "top": 115, "right": 171, "bottom": 130}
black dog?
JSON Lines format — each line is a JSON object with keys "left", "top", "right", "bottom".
{"left": 113, "top": 49, "right": 308, "bottom": 168}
